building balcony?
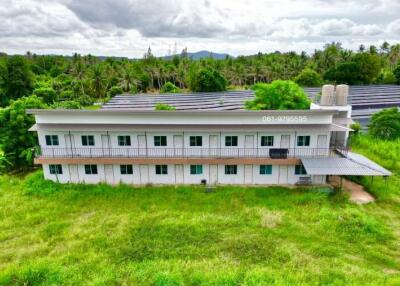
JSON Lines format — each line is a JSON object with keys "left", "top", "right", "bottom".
{"left": 36, "top": 147, "right": 346, "bottom": 160}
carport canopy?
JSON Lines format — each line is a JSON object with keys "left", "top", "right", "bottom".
{"left": 301, "top": 152, "right": 391, "bottom": 176}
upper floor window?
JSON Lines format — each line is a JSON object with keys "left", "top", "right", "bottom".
{"left": 85, "top": 164, "right": 98, "bottom": 175}
{"left": 49, "top": 164, "right": 62, "bottom": 175}
{"left": 297, "top": 136, "right": 310, "bottom": 147}
{"left": 82, "top": 135, "right": 95, "bottom": 146}
{"left": 261, "top": 136, "right": 274, "bottom": 147}
{"left": 225, "top": 136, "right": 238, "bottom": 147}
{"left": 259, "top": 165, "right": 272, "bottom": 175}
{"left": 190, "top": 165, "right": 203, "bottom": 175}
{"left": 295, "top": 165, "right": 307, "bottom": 175}
{"left": 155, "top": 164, "right": 168, "bottom": 175}
{"left": 225, "top": 165, "right": 237, "bottom": 175}
{"left": 154, "top": 136, "right": 167, "bottom": 146}
{"left": 190, "top": 136, "right": 202, "bottom": 147}
{"left": 45, "top": 135, "right": 59, "bottom": 146}
{"left": 120, "top": 164, "right": 133, "bottom": 175}
{"left": 118, "top": 135, "right": 131, "bottom": 146}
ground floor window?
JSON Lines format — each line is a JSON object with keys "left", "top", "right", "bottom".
{"left": 120, "top": 164, "right": 133, "bottom": 175}
{"left": 85, "top": 164, "right": 98, "bottom": 175}
{"left": 155, "top": 165, "right": 168, "bottom": 175}
{"left": 49, "top": 164, "right": 62, "bottom": 175}
{"left": 259, "top": 165, "right": 272, "bottom": 175}
{"left": 190, "top": 165, "right": 203, "bottom": 175}
{"left": 295, "top": 164, "right": 307, "bottom": 175}
{"left": 225, "top": 165, "right": 237, "bottom": 175}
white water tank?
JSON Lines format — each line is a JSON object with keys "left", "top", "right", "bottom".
{"left": 336, "top": 84, "right": 349, "bottom": 105}
{"left": 320, "top": 84, "right": 335, "bottom": 106}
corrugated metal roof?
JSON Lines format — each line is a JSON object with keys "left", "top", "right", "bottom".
{"left": 301, "top": 151, "right": 391, "bottom": 176}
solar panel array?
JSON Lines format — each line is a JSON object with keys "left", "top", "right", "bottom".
{"left": 102, "top": 85, "right": 400, "bottom": 125}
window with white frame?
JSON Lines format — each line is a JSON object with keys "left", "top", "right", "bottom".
{"left": 118, "top": 135, "right": 131, "bottom": 146}
{"left": 259, "top": 165, "right": 272, "bottom": 175}
{"left": 190, "top": 165, "right": 203, "bottom": 175}
{"left": 189, "top": 136, "right": 202, "bottom": 146}
{"left": 120, "top": 164, "right": 133, "bottom": 174}
{"left": 261, "top": 136, "right": 274, "bottom": 146}
{"left": 155, "top": 165, "right": 168, "bottom": 175}
{"left": 225, "top": 136, "right": 238, "bottom": 147}
{"left": 49, "top": 164, "right": 62, "bottom": 174}
{"left": 225, "top": 165, "right": 237, "bottom": 175}
{"left": 154, "top": 136, "right": 167, "bottom": 146}
{"left": 82, "top": 135, "right": 95, "bottom": 146}
{"left": 45, "top": 135, "right": 59, "bottom": 146}
{"left": 297, "top": 136, "right": 310, "bottom": 147}
{"left": 84, "top": 164, "right": 98, "bottom": 174}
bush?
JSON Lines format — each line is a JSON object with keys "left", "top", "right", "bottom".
{"left": 369, "top": 107, "right": 400, "bottom": 140}
{"left": 245, "top": 80, "right": 310, "bottom": 110}
{"left": 155, "top": 103, "right": 176, "bottom": 111}
{"left": 24, "top": 171, "right": 61, "bottom": 195}
{"left": 33, "top": 87, "right": 57, "bottom": 104}
{"left": 394, "top": 63, "right": 400, "bottom": 84}
{"left": 189, "top": 67, "right": 227, "bottom": 92}
{"left": 108, "top": 86, "right": 123, "bottom": 97}
{"left": 51, "top": 100, "right": 82, "bottom": 109}
{"left": 160, "top": 82, "right": 180, "bottom": 93}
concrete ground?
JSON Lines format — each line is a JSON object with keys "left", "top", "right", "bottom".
{"left": 330, "top": 176, "right": 375, "bottom": 204}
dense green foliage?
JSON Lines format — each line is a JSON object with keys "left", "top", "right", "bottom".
{"left": 294, "top": 68, "right": 323, "bottom": 87}
{"left": 368, "top": 108, "right": 400, "bottom": 140}
{"left": 394, "top": 64, "right": 400, "bottom": 84}
{"left": 0, "top": 95, "right": 47, "bottom": 170}
{"left": 189, "top": 67, "right": 227, "bottom": 92}
{"left": 154, "top": 103, "right": 176, "bottom": 110}
{"left": 246, "top": 80, "right": 311, "bottom": 110}
{"left": 160, "top": 81, "right": 180, "bottom": 93}
{"left": 0, "top": 170, "right": 399, "bottom": 285}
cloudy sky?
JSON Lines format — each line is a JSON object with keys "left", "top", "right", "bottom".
{"left": 1, "top": 0, "right": 399, "bottom": 57}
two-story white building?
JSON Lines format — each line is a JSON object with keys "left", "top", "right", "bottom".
{"left": 27, "top": 86, "right": 391, "bottom": 185}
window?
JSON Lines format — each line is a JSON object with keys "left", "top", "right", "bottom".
{"left": 118, "top": 135, "right": 131, "bottom": 146}
{"left": 82, "top": 135, "right": 95, "bottom": 146}
{"left": 155, "top": 165, "right": 168, "bottom": 175}
{"left": 295, "top": 165, "right": 307, "bottom": 175}
{"left": 225, "top": 165, "right": 237, "bottom": 175}
{"left": 120, "top": 164, "right": 133, "bottom": 175}
{"left": 154, "top": 136, "right": 167, "bottom": 146}
{"left": 189, "top": 136, "right": 202, "bottom": 147}
{"left": 225, "top": 136, "right": 238, "bottom": 147}
{"left": 297, "top": 136, "right": 310, "bottom": 147}
{"left": 49, "top": 164, "right": 62, "bottom": 175}
{"left": 190, "top": 165, "right": 203, "bottom": 175}
{"left": 261, "top": 136, "right": 274, "bottom": 147}
{"left": 45, "top": 135, "right": 59, "bottom": 146}
{"left": 85, "top": 164, "right": 98, "bottom": 175}
{"left": 260, "top": 165, "right": 272, "bottom": 175}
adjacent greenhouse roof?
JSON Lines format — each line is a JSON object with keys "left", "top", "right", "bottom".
{"left": 301, "top": 151, "right": 391, "bottom": 176}
{"left": 101, "top": 85, "right": 400, "bottom": 113}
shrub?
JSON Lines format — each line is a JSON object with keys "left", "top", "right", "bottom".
{"left": 294, "top": 68, "right": 323, "bottom": 87}
{"left": 24, "top": 171, "right": 61, "bottom": 195}
{"left": 160, "top": 82, "right": 180, "bottom": 93}
{"left": 189, "top": 67, "right": 227, "bottom": 92}
{"left": 245, "top": 80, "right": 310, "bottom": 110}
{"left": 33, "top": 87, "right": 57, "bottom": 104}
{"left": 155, "top": 103, "right": 176, "bottom": 111}
{"left": 51, "top": 100, "right": 82, "bottom": 109}
{"left": 108, "top": 86, "right": 123, "bottom": 97}
{"left": 369, "top": 107, "right": 400, "bottom": 140}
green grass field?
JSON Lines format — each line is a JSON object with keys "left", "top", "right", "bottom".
{"left": 0, "top": 170, "right": 400, "bottom": 286}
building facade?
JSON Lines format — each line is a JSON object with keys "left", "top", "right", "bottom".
{"left": 29, "top": 105, "right": 361, "bottom": 185}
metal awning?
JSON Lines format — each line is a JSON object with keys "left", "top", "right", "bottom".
{"left": 301, "top": 152, "right": 391, "bottom": 176}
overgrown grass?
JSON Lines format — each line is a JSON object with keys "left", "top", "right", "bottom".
{"left": 1, "top": 170, "right": 400, "bottom": 285}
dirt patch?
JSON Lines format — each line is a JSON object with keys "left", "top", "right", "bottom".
{"left": 330, "top": 176, "right": 375, "bottom": 204}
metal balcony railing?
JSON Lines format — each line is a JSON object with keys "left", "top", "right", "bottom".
{"left": 36, "top": 147, "right": 347, "bottom": 159}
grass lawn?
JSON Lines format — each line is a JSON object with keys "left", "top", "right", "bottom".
{"left": 0, "top": 170, "right": 400, "bottom": 286}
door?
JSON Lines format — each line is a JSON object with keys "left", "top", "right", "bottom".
{"left": 244, "top": 165, "right": 253, "bottom": 184}
{"left": 209, "top": 164, "right": 218, "bottom": 184}
{"left": 209, "top": 135, "right": 219, "bottom": 157}
{"left": 317, "top": 135, "right": 328, "bottom": 156}
{"left": 278, "top": 165, "right": 288, "bottom": 184}
{"left": 244, "top": 135, "right": 254, "bottom": 157}
{"left": 64, "top": 134, "right": 75, "bottom": 157}
{"left": 138, "top": 135, "right": 147, "bottom": 157}
{"left": 101, "top": 134, "right": 111, "bottom": 157}
{"left": 139, "top": 165, "right": 149, "bottom": 184}
{"left": 280, "top": 135, "right": 291, "bottom": 157}
{"left": 175, "top": 164, "right": 184, "bottom": 184}
{"left": 69, "top": 164, "right": 79, "bottom": 183}
{"left": 173, "top": 135, "right": 183, "bottom": 157}
{"left": 104, "top": 164, "right": 114, "bottom": 184}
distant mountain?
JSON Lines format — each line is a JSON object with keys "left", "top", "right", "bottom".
{"left": 162, "top": 50, "right": 233, "bottom": 60}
